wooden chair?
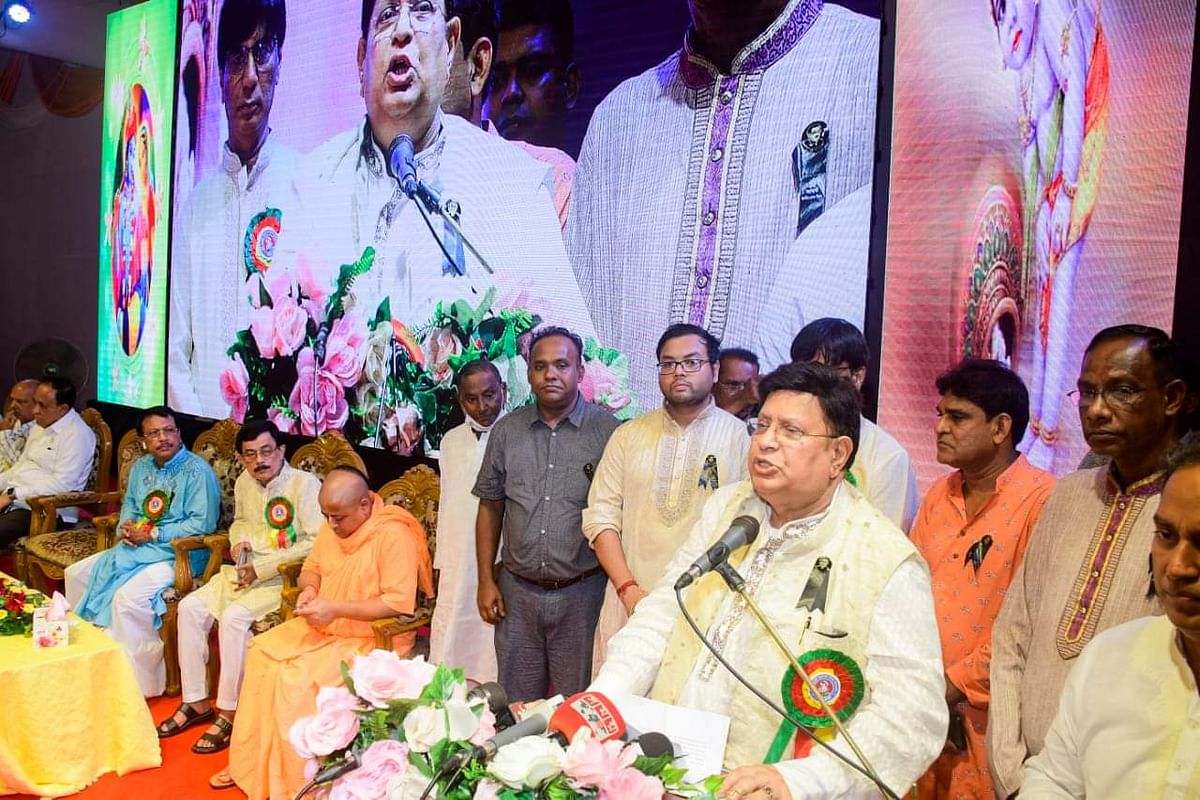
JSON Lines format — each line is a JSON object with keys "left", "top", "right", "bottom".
{"left": 18, "top": 409, "right": 119, "bottom": 590}
{"left": 158, "top": 419, "right": 244, "bottom": 695}
{"left": 277, "top": 463, "right": 439, "bottom": 653}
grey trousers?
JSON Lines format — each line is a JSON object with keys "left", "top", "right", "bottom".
{"left": 495, "top": 568, "right": 606, "bottom": 703}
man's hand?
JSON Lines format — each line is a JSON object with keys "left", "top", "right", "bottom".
{"left": 234, "top": 562, "right": 258, "bottom": 589}
{"left": 718, "top": 765, "right": 792, "bottom": 800}
{"left": 945, "top": 674, "right": 966, "bottom": 706}
{"left": 124, "top": 521, "right": 155, "bottom": 546}
{"left": 230, "top": 541, "right": 253, "bottom": 561}
{"left": 295, "top": 585, "right": 318, "bottom": 610}
{"left": 0, "top": 494, "right": 12, "bottom": 513}
{"left": 619, "top": 585, "right": 648, "bottom": 616}
{"left": 477, "top": 577, "right": 506, "bottom": 625}
{"left": 295, "top": 597, "right": 337, "bottom": 627}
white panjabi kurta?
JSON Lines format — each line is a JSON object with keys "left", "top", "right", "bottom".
{"left": 168, "top": 134, "right": 300, "bottom": 418}
{"left": 429, "top": 420, "right": 498, "bottom": 682}
{"left": 1022, "top": 615, "right": 1200, "bottom": 799}
{"left": 290, "top": 112, "right": 597, "bottom": 394}
{"left": 189, "top": 463, "right": 324, "bottom": 618}
{"left": 592, "top": 482, "right": 947, "bottom": 798}
{"left": 850, "top": 416, "right": 919, "bottom": 533}
{"left": 582, "top": 401, "right": 749, "bottom": 673}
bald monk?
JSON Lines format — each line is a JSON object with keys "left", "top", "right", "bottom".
{"left": 211, "top": 466, "right": 434, "bottom": 796}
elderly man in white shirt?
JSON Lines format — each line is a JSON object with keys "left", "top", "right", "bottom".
{"left": 592, "top": 362, "right": 945, "bottom": 800}
{"left": 1020, "top": 441, "right": 1200, "bottom": 799}
{"left": 0, "top": 379, "right": 38, "bottom": 471}
{"left": 585, "top": 324, "right": 749, "bottom": 674}
{"left": 0, "top": 378, "right": 95, "bottom": 547}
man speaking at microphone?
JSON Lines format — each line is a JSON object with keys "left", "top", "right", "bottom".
{"left": 591, "top": 363, "right": 946, "bottom": 799}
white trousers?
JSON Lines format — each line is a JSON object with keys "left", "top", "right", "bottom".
{"left": 177, "top": 592, "right": 257, "bottom": 710}
{"left": 65, "top": 552, "right": 173, "bottom": 697}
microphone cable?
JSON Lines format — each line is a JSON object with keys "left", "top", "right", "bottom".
{"left": 674, "top": 586, "right": 901, "bottom": 800}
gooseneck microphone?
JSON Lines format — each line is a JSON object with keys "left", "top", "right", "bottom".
{"left": 674, "top": 516, "right": 760, "bottom": 590}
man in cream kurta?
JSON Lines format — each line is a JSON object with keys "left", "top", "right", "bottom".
{"left": 429, "top": 360, "right": 506, "bottom": 681}
{"left": 163, "top": 420, "right": 322, "bottom": 752}
{"left": 584, "top": 325, "right": 748, "bottom": 673}
{"left": 592, "top": 362, "right": 946, "bottom": 800}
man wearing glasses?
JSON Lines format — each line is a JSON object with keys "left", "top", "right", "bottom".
{"left": 67, "top": 406, "right": 221, "bottom": 698}
{"left": 989, "top": 325, "right": 1189, "bottom": 798}
{"left": 714, "top": 347, "right": 762, "bottom": 422}
{"left": 583, "top": 324, "right": 748, "bottom": 674}
{"left": 169, "top": 0, "right": 298, "bottom": 419}
{"left": 158, "top": 419, "right": 322, "bottom": 755}
{"left": 593, "top": 362, "right": 945, "bottom": 799}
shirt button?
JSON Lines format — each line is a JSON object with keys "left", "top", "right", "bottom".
{"left": 544, "top": 496, "right": 550, "bottom": 501}
{"left": 1091, "top": 570, "right": 1100, "bottom": 577}
{"left": 710, "top": 147, "right": 724, "bottom": 162}
{"left": 702, "top": 210, "right": 716, "bottom": 226}
{"left": 551, "top": 432, "right": 556, "bottom": 437}
{"left": 1118, "top": 502, "right": 1127, "bottom": 510}
{"left": 1105, "top": 535, "right": 1113, "bottom": 541}
{"left": 540, "top": 529, "right": 546, "bottom": 535}
{"left": 951, "top": 553, "right": 958, "bottom": 559}
{"left": 696, "top": 274, "right": 709, "bottom": 289}
{"left": 548, "top": 464, "right": 554, "bottom": 469}
{"left": 719, "top": 89, "right": 733, "bottom": 105}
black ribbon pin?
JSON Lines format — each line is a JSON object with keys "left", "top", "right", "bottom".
{"left": 964, "top": 534, "right": 994, "bottom": 575}
{"left": 698, "top": 454, "right": 719, "bottom": 490}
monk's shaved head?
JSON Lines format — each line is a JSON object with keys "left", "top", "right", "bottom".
{"left": 319, "top": 466, "right": 373, "bottom": 538}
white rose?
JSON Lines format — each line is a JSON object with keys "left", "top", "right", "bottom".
{"left": 386, "top": 768, "right": 430, "bottom": 800}
{"left": 487, "top": 735, "right": 566, "bottom": 789}
{"left": 402, "top": 705, "right": 448, "bottom": 753}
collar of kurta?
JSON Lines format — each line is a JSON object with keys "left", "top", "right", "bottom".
{"left": 659, "top": 397, "right": 719, "bottom": 433}
{"left": 677, "top": 0, "right": 824, "bottom": 88}
{"left": 1102, "top": 463, "right": 1166, "bottom": 500}
{"left": 220, "top": 129, "right": 276, "bottom": 184}
{"left": 150, "top": 444, "right": 192, "bottom": 474}
{"left": 251, "top": 461, "right": 295, "bottom": 494}
{"left": 356, "top": 112, "right": 447, "bottom": 181}
{"left": 39, "top": 408, "right": 79, "bottom": 435}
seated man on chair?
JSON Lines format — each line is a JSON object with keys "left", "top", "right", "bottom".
{"left": 66, "top": 405, "right": 221, "bottom": 697}
{"left": 158, "top": 418, "right": 323, "bottom": 754}
{"left": 0, "top": 379, "right": 38, "bottom": 471}
{"left": 212, "top": 466, "right": 433, "bottom": 797}
{"left": 0, "top": 377, "right": 96, "bottom": 547}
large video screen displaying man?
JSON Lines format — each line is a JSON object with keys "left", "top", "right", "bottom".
{"left": 96, "top": 0, "right": 177, "bottom": 406}
{"left": 167, "top": 0, "right": 882, "bottom": 454}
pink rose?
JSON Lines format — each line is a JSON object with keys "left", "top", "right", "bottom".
{"left": 249, "top": 304, "right": 278, "bottom": 358}
{"left": 289, "top": 703, "right": 359, "bottom": 759}
{"left": 268, "top": 406, "right": 297, "bottom": 434}
{"left": 564, "top": 738, "right": 637, "bottom": 789}
{"left": 469, "top": 707, "right": 497, "bottom": 747}
{"left": 261, "top": 264, "right": 297, "bottom": 304}
{"left": 472, "top": 780, "right": 503, "bottom": 800}
{"left": 579, "top": 360, "right": 632, "bottom": 414}
{"left": 294, "top": 251, "right": 331, "bottom": 304}
{"left": 325, "top": 312, "right": 369, "bottom": 387}
{"left": 288, "top": 347, "right": 349, "bottom": 435}
{"left": 330, "top": 740, "right": 410, "bottom": 800}
{"left": 381, "top": 405, "right": 423, "bottom": 456}
{"left": 219, "top": 354, "right": 250, "bottom": 422}
{"left": 349, "top": 650, "right": 438, "bottom": 709}
{"left": 424, "top": 326, "right": 463, "bottom": 385}
{"left": 598, "top": 767, "right": 663, "bottom": 800}
{"left": 317, "top": 685, "right": 362, "bottom": 714}
{"left": 272, "top": 300, "right": 309, "bottom": 357}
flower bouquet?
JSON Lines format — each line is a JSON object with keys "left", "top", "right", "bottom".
{"left": 0, "top": 575, "right": 45, "bottom": 637}
{"left": 221, "top": 209, "right": 373, "bottom": 435}
{"left": 347, "top": 288, "right": 637, "bottom": 455}
{"left": 292, "top": 650, "right": 722, "bottom": 800}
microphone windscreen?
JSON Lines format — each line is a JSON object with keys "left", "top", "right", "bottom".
{"left": 729, "top": 515, "right": 760, "bottom": 547}
{"left": 633, "top": 732, "right": 674, "bottom": 759}
{"left": 548, "top": 692, "right": 626, "bottom": 744}
{"left": 466, "top": 681, "right": 509, "bottom": 715}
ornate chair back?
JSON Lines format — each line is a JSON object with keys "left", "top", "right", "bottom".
{"left": 288, "top": 431, "right": 367, "bottom": 481}
{"left": 191, "top": 419, "right": 244, "bottom": 530}
{"left": 115, "top": 427, "right": 147, "bottom": 491}
{"left": 79, "top": 408, "right": 114, "bottom": 494}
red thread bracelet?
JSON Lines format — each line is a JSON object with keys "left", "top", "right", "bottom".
{"left": 616, "top": 579, "right": 639, "bottom": 597}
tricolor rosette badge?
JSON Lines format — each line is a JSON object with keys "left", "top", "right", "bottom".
{"left": 244, "top": 209, "right": 282, "bottom": 275}
{"left": 265, "top": 496, "right": 297, "bottom": 549}
{"left": 142, "top": 489, "right": 171, "bottom": 524}
{"left": 766, "top": 648, "right": 866, "bottom": 762}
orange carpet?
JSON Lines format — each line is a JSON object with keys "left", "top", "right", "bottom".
{"left": 7, "top": 696, "right": 243, "bottom": 800}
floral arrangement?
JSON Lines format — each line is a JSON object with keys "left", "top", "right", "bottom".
{"left": 220, "top": 213, "right": 373, "bottom": 435}
{"left": 291, "top": 650, "right": 722, "bottom": 800}
{"left": 347, "top": 289, "right": 636, "bottom": 455}
{"left": 0, "top": 575, "right": 45, "bottom": 637}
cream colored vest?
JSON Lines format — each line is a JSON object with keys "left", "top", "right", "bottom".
{"left": 649, "top": 480, "right": 919, "bottom": 768}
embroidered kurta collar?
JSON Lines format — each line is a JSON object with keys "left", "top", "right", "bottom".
{"left": 356, "top": 112, "right": 446, "bottom": 180}
{"left": 678, "top": 0, "right": 824, "bottom": 88}
{"left": 220, "top": 130, "right": 276, "bottom": 186}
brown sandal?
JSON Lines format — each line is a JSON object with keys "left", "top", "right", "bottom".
{"left": 192, "top": 715, "right": 234, "bottom": 754}
{"left": 209, "top": 767, "right": 236, "bottom": 790}
{"left": 156, "top": 703, "right": 214, "bottom": 738}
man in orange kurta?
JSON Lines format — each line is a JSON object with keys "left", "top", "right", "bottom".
{"left": 911, "top": 361, "right": 1054, "bottom": 800}
{"left": 214, "top": 467, "right": 434, "bottom": 798}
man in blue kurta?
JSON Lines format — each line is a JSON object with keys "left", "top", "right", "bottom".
{"left": 66, "top": 406, "right": 221, "bottom": 697}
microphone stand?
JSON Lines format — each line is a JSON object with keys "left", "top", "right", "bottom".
{"left": 403, "top": 179, "right": 495, "bottom": 276}
{"left": 712, "top": 561, "right": 890, "bottom": 795}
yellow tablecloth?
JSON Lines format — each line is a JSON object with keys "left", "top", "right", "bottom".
{"left": 0, "top": 602, "right": 161, "bottom": 796}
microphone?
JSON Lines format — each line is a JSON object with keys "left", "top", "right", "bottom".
{"left": 443, "top": 707, "right": 551, "bottom": 770}
{"left": 387, "top": 133, "right": 419, "bottom": 195}
{"left": 631, "top": 731, "right": 674, "bottom": 759}
{"left": 292, "top": 751, "right": 361, "bottom": 799}
{"left": 467, "top": 681, "right": 517, "bottom": 730}
{"left": 546, "top": 691, "right": 626, "bottom": 745}
{"left": 674, "top": 516, "right": 760, "bottom": 590}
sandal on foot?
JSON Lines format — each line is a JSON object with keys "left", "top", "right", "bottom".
{"left": 209, "top": 768, "right": 236, "bottom": 790}
{"left": 156, "top": 704, "right": 214, "bottom": 738}
{"left": 192, "top": 715, "right": 234, "bottom": 755}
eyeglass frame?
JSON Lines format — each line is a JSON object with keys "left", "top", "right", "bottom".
{"left": 224, "top": 37, "right": 280, "bottom": 79}
{"left": 746, "top": 416, "right": 841, "bottom": 445}
{"left": 371, "top": 0, "right": 444, "bottom": 37}
{"left": 142, "top": 425, "right": 180, "bottom": 440}
{"left": 656, "top": 358, "right": 713, "bottom": 375}
{"left": 239, "top": 444, "right": 281, "bottom": 461}
{"left": 1067, "top": 385, "right": 1146, "bottom": 410}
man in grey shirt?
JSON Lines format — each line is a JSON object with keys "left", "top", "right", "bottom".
{"left": 474, "top": 326, "right": 620, "bottom": 701}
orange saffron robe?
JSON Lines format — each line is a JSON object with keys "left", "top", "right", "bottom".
{"left": 227, "top": 495, "right": 434, "bottom": 800}
{"left": 911, "top": 456, "right": 1054, "bottom": 800}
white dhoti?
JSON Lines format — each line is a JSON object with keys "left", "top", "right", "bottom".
{"left": 65, "top": 552, "right": 174, "bottom": 697}
{"left": 177, "top": 566, "right": 285, "bottom": 710}
{"left": 428, "top": 561, "right": 497, "bottom": 684}
{"left": 590, "top": 584, "right": 629, "bottom": 679}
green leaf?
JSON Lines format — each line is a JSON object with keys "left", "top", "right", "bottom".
{"left": 324, "top": 246, "right": 376, "bottom": 324}
{"left": 372, "top": 297, "right": 392, "bottom": 329}
{"left": 340, "top": 660, "right": 356, "bottom": 696}
{"left": 632, "top": 753, "right": 673, "bottom": 776}
{"left": 259, "top": 278, "right": 273, "bottom": 309}
{"left": 418, "top": 663, "right": 465, "bottom": 703}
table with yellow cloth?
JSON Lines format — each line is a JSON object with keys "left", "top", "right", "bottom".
{"left": 0, "top": 592, "right": 161, "bottom": 797}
